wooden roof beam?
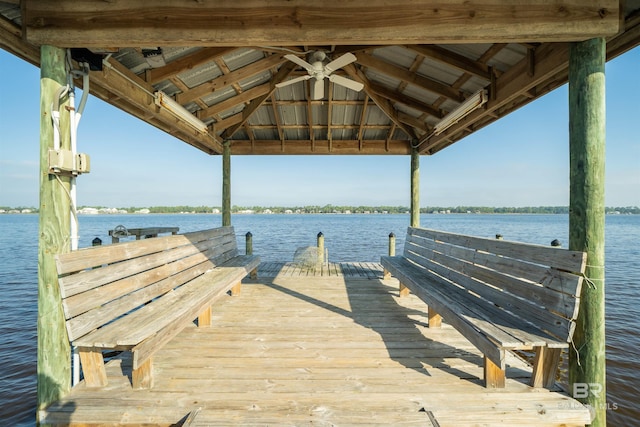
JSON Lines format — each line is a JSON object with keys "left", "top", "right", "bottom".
{"left": 98, "top": 58, "right": 224, "bottom": 153}
{"left": 405, "top": 45, "right": 493, "bottom": 80}
{"left": 343, "top": 64, "right": 416, "bottom": 140}
{"left": 418, "top": 42, "right": 571, "bottom": 154}
{"left": 229, "top": 139, "right": 412, "bottom": 155}
{"left": 357, "top": 53, "right": 465, "bottom": 102}
{"left": 23, "top": 0, "right": 620, "bottom": 47}
{"left": 221, "top": 62, "right": 297, "bottom": 139}
{"left": 369, "top": 82, "right": 444, "bottom": 119}
{"left": 176, "top": 54, "right": 287, "bottom": 104}
{"left": 200, "top": 84, "right": 272, "bottom": 120}
{"left": 144, "top": 47, "right": 237, "bottom": 85}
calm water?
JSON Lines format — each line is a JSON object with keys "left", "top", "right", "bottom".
{"left": 0, "top": 213, "right": 638, "bottom": 426}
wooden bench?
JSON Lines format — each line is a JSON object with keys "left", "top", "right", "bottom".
{"left": 55, "top": 226, "right": 260, "bottom": 389}
{"left": 381, "top": 227, "right": 586, "bottom": 389}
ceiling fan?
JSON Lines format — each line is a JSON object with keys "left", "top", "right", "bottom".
{"left": 276, "top": 51, "right": 364, "bottom": 100}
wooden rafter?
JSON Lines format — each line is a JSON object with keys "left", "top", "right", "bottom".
{"left": 200, "top": 83, "right": 271, "bottom": 120}
{"left": 230, "top": 139, "right": 412, "bottom": 155}
{"left": 343, "top": 64, "right": 416, "bottom": 140}
{"left": 271, "top": 94, "right": 284, "bottom": 142}
{"left": 221, "top": 62, "right": 297, "bottom": 139}
{"left": 369, "top": 82, "right": 444, "bottom": 119}
{"left": 177, "top": 54, "right": 286, "bottom": 104}
{"left": 356, "top": 53, "right": 466, "bottom": 102}
{"left": 144, "top": 47, "right": 236, "bottom": 85}
{"left": 357, "top": 95, "right": 370, "bottom": 147}
{"left": 23, "top": 0, "right": 620, "bottom": 46}
{"left": 405, "top": 45, "right": 495, "bottom": 80}
{"left": 418, "top": 42, "right": 571, "bottom": 154}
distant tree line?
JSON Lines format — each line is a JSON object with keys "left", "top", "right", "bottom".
{"left": 2, "top": 205, "right": 639, "bottom": 215}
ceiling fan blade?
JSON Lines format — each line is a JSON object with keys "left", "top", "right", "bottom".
{"left": 283, "top": 54, "right": 315, "bottom": 73}
{"left": 328, "top": 74, "right": 364, "bottom": 92}
{"left": 311, "top": 78, "right": 325, "bottom": 100}
{"left": 275, "top": 74, "right": 311, "bottom": 88}
{"left": 324, "top": 53, "right": 357, "bottom": 74}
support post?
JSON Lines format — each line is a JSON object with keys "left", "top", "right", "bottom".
{"left": 222, "top": 140, "right": 231, "bottom": 227}
{"left": 410, "top": 146, "right": 420, "bottom": 228}
{"left": 568, "top": 37, "right": 606, "bottom": 427}
{"left": 37, "top": 45, "right": 72, "bottom": 416}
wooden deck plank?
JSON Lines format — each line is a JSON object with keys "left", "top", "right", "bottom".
{"left": 41, "top": 272, "right": 591, "bottom": 426}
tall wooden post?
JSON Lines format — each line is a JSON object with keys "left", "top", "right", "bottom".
{"left": 222, "top": 140, "right": 231, "bottom": 227}
{"left": 37, "top": 45, "right": 71, "bottom": 418}
{"left": 568, "top": 37, "right": 606, "bottom": 427}
{"left": 410, "top": 147, "right": 420, "bottom": 228}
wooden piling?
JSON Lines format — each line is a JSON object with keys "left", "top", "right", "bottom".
{"left": 568, "top": 37, "right": 606, "bottom": 427}
{"left": 388, "top": 232, "right": 396, "bottom": 257}
{"left": 222, "top": 140, "right": 231, "bottom": 227}
{"left": 245, "top": 232, "right": 253, "bottom": 255}
{"left": 317, "top": 232, "right": 325, "bottom": 264}
{"left": 410, "top": 147, "right": 420, "bottom": 228}
{"left": 383, "top": 232, "right": 396, "bottom": 279}
{"left": 37, "top": 45, "right": 72, "bottom": 419}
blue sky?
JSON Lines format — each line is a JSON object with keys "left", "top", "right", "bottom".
{"left": 0, "top": 47, "right": 638, "bottom": 208}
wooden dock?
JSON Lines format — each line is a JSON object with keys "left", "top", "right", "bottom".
{"left": 41, "top": 262, "right": 591, "bottom": 426}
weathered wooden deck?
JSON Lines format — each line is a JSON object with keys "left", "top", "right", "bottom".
{"left": 41, "top": 262, "right": 591, "bottom": 426}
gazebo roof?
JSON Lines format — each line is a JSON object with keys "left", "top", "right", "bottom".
{"left": 1, "top": 1, "right": 639, "bottom": 155}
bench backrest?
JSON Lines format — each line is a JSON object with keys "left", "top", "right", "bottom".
{"left": 55, "top": 226, "right": 239, "bottom": 342}
{"left": 403, "top": 227, "right": 587, "bottom": 343}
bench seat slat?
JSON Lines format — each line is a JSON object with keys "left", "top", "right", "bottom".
{"left": 382, "top": 256, "right": 506, "bottom": 367}
{"left": 132, "top": 255, "right": 260, "bottom": 369}
{"left": 404, "top": 248, "right": 577, "bottom": 341}
{"left": 65, "top": 257, "right": 214, "bottom": 341}
{"left": 73, "top": 254, "right": 260, "bottom": 349}
{"left": 61, "top": 239, "right": 238, "bottom": 319}
{"left": 384, "top": 256, "right": 560, "bottom": 348}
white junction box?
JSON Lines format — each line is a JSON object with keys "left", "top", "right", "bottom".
{"left": 48, "top": 149, "right": 91, "bottom": 175}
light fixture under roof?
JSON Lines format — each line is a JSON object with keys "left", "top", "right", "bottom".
{"left": 433, "top": 89, "right": 488, "bottom": 136}
{"left": 154, "top": 91, "right": 208, "bottom": 134}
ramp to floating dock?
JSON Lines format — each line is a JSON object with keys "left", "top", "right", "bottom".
{"left": 41, "top": 262, "right": 591, "bottom": 426}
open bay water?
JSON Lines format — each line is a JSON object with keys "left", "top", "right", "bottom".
{"left": 0, "top": 213, "right": 638, "bottom": 426}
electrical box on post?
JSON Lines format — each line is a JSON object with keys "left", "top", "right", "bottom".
{"left": 48, "top": 149, "right": 91, "bottom": 175}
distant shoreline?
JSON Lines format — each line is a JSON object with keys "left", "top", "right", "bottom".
{"left": 2, "top": 205, "right": 638, "bottom": 215}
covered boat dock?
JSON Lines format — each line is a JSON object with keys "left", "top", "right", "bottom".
{"left": 2, "top": 1, "right": 639, "bottom": 425}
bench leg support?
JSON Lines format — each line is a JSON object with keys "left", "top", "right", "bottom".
{"left": 231, "top": 281, "right": 242, "bottom": 296}
{"left": 428, "top": 309, "right": 442, "bottom": 328}
{"left": 530, "top": 347, "right": 562, "bottom": 388}
{"left": 78, "top": 348, "right": 108, "bottom": 387}
{"left": 198, "top": 306, "right": 212, "bottom": 327}
{"left": 250, "top": 268, "right": 258, "bottom": 280}
{"left": 383, "top": 268, "right": 391, "bottom": 280}
{"left": 132, "top": 357, "right": 154, "bottom": 389}
{"left": 484, "top": 356, "right": 506, "bottom": 388}
{"left": 399, "top": 282, "right": 411, "bottom": 297}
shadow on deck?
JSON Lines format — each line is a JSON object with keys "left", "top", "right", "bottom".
{"left": 41, "top": 262, "right": 591, "bottom": 426}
